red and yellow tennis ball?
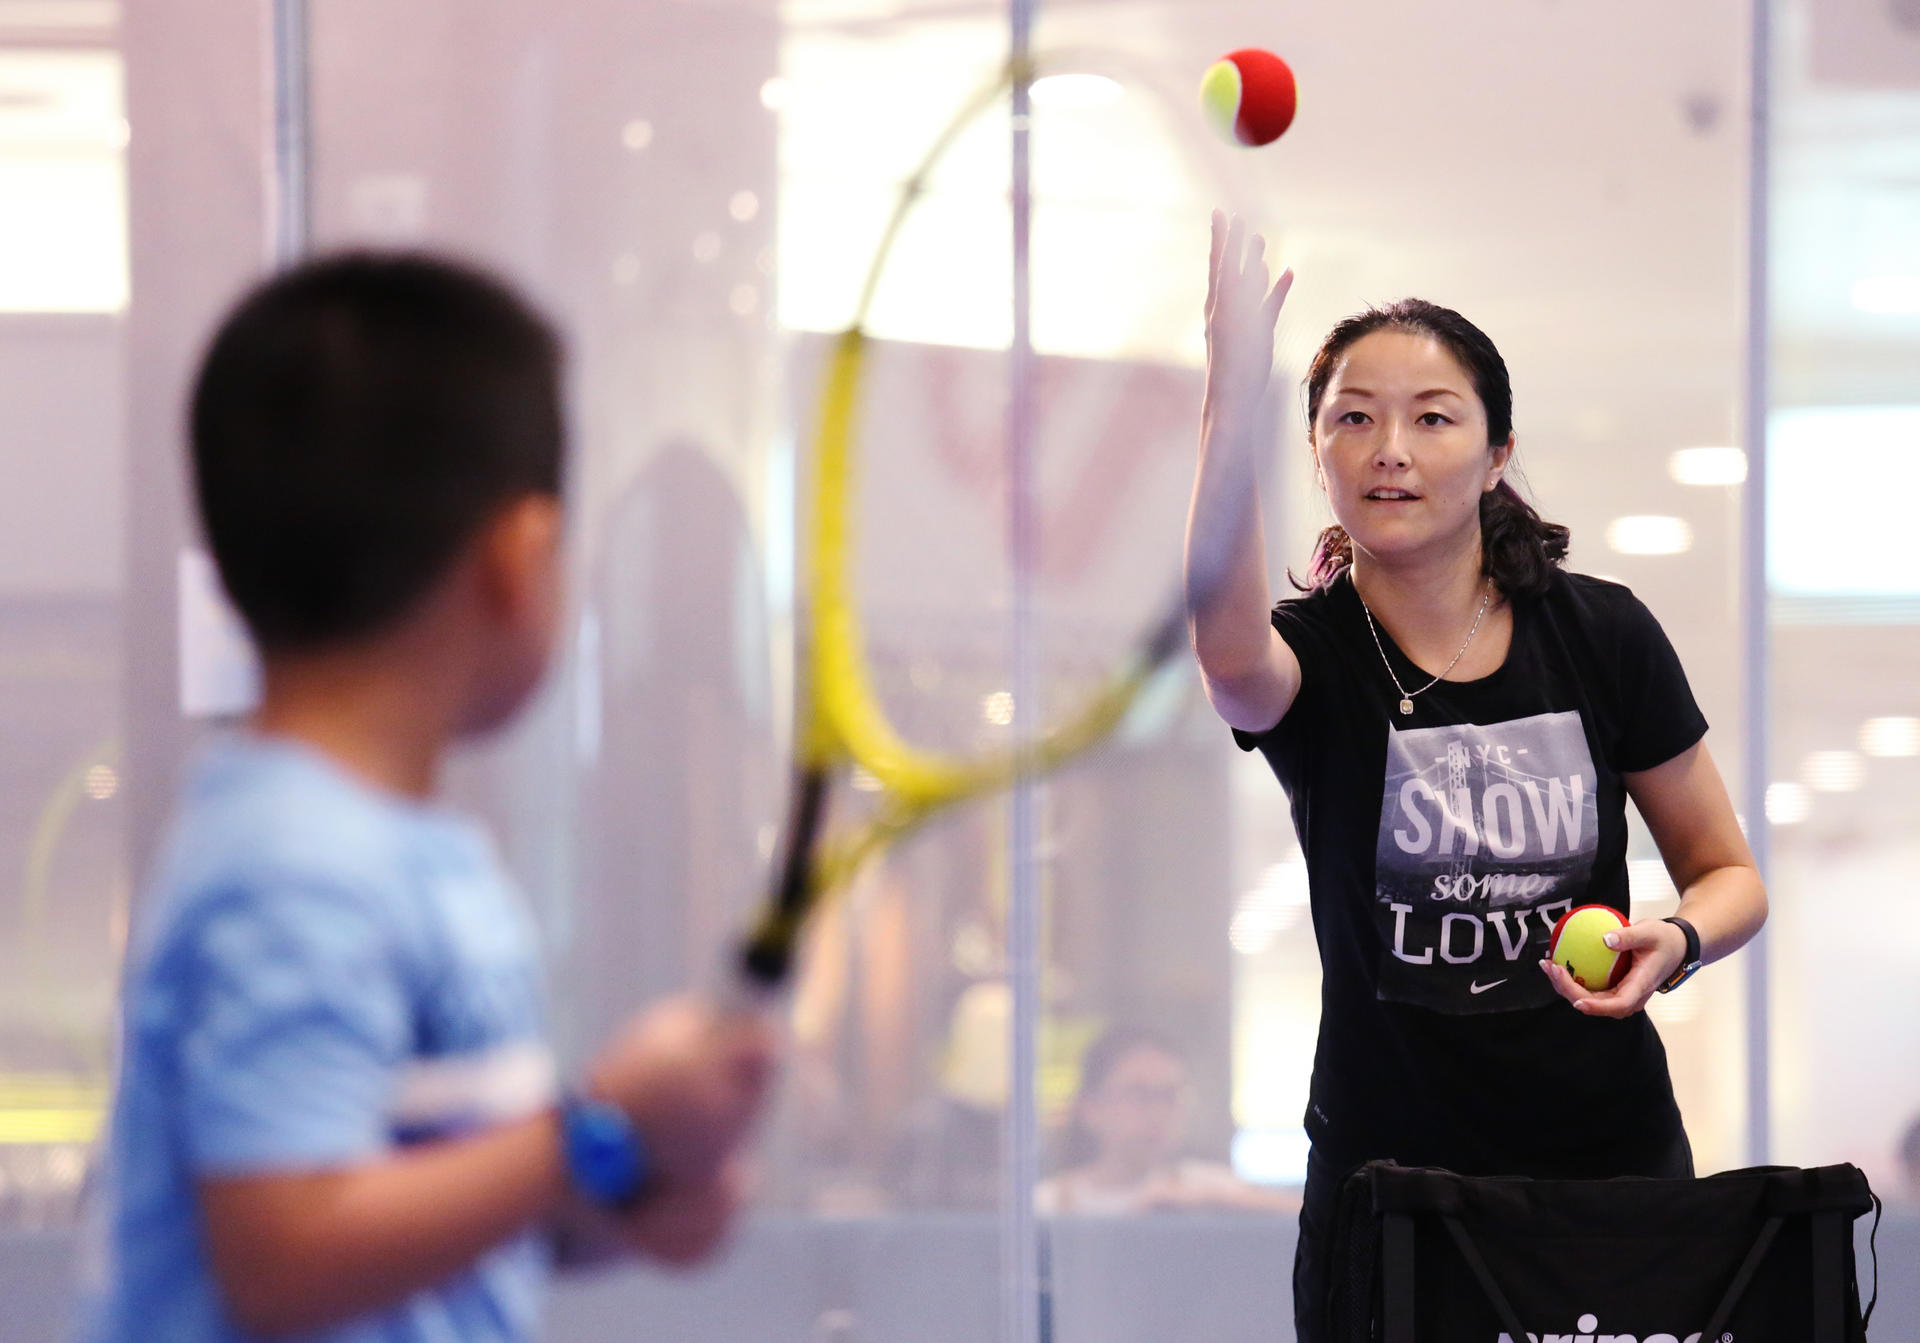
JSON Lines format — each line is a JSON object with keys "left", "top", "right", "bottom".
{"left": 1549, "top": 904, "right": 1630, "bottom": 991}
{"left": 1199, "top": 49, "right": 1298, "bottom": 148}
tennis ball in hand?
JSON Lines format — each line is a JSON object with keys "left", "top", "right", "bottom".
{"left": 1199, "top": 49, "right": 1298, "bottom": 148}
{"left": 1549, "top": 904, "right": 1630, "bottom": 991}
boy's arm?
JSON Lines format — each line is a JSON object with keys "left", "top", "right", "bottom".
{"left": 170, "top": 865, "right": 773, "bottom": 1335}
{"left": 548, "top": 1161, "right": 750, "bottom": 1273}
{"left": 201, "top": 1110, "right": 567, "bottom": 1337}
{"left": 174, "top": 881, "right": 569, "bottom": 1335}
{"left": 203, "top": 1110, "right": 754, "bottom": 1332}
{"left": 197, "top": 994, "right": 774, "bottom": 1335}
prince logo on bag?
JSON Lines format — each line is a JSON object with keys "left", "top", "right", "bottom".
{"left": 1496, "top": 1317, "right": 1734, "bottom": 1343}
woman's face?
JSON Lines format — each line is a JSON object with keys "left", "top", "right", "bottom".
{"left": 1082, "top": 1046, "right": 1189, "bottom": 1169}
{"left": 1312, "top": 329, "right": 1510, "bottom": 570}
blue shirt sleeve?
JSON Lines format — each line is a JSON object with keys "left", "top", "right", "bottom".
{"left": 163, "top": 881, "right": 413, "bottom": 1175}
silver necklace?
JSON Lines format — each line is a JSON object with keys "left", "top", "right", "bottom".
{"left": 1356, "top": 576, "right": 1493, "bottom": 716}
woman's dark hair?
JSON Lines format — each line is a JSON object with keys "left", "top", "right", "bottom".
{"left": 1057, "top": 1025, "right": 1182, "bottom": 1168}
{"left": 1294, "top": 298, "right": 1568, "bottom": 596}
{"left": 191, "top": 251, "right": 564, "bottom": 652}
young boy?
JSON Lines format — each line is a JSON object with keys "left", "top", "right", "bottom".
{"left": 84, "top": 254, "right": 775, "bottom": 1342}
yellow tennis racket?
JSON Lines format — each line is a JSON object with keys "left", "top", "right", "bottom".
{"left": 736, "top": 57, "right": 1237, "bottom": 990}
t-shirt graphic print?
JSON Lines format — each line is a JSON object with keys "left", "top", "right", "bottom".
{"left": 1373, "top": 710, "right": 1600, "bottom": 1014}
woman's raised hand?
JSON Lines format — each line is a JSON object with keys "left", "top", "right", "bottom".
{"left": 1203, "top": 210, "right": 1293, "bottom": 425}
{"left": 1187, "top": 209, "right": 1305, "bottom": 736}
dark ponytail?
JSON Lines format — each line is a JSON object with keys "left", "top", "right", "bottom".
{"left": 1293, "top": 299, "right": 1568, "bottom": 597}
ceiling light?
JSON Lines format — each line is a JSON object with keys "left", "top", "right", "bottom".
{"left": 1230, "top": 860, "right": 1309, "bottom": 955}
{"left": 1029, "top": 73, "right": 1123, "bottom": 109}
{"left": 1852, "top": 275, "right": 1920, "bottom": 315}
{"left": 1668, "top": 446, "right": 1747, "bottom": 486}
{"left": 1627, "top": 858, "right": 1676, "bottom": 905}
{"left": 758, "top": 77, "right": 791, "bottom": 111}
{"left": 1765, "top": 782, "right": 1811, "bottom": 825}
{"left": 1769, "top": 406, "right": 1920, "bottom": 596}
{"left": 1228, "top": 913, "right": 1271, "bottom": 955}
{"left": 1861, "top": 717, "right": 1920, "bottom": 758}
{"left": 1231, "top": 1128, "right": 1310, "bottom": 1186}
{"left": 1648, "top": 980, "right": 1703, "bottom": 1023}
{"left": 1605, "top": 515, "right": 1693, "bottom": 556}
{"left": 0, "top": 2, "right": 119, "bottom": 31}
{"left": 620, "top": 119, "right": 653, "bottom": 151}
{"left": 1802, "top": 750, "right": 1865, "bottom": 793}
{"left": 981, "top": 691, "right": 1015, "bottom": 727}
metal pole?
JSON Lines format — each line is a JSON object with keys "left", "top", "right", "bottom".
{"left": 1740, "top": 0, "right": 1773, "bottom": 1169}
{"left": 1001, "top": 0, "right": 1041, "bottom": 1340}
{"left": 269, "top": 0, "right": 310, "bottom": 265}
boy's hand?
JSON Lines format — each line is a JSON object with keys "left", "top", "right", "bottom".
{"left": 587, "top": 997, "right": 777, "bottom": 1186}
{"left": 619, "top": 1159, "right": 750, "bottom": 1267}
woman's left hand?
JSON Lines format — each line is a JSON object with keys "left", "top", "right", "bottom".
{"left": 1539, "top": 917, "right": 1688, "bottom": 1019}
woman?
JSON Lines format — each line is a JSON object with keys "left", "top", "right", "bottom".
{"left": 1036, "top": 1026, "right": 1294, "bottom": 1216}
{"left": 1185, "top": 213, "right": 1767, "bottom": 1341}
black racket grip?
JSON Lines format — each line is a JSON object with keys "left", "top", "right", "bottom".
{"left": 739, "top": 768, "right": 831, "bottom": 988}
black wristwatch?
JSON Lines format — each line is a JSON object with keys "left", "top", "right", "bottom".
{"left": 1657, "top": 916, "right": 1702, "bottom": 993}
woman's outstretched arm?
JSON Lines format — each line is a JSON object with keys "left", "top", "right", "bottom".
{"left": 1187, "top": 210, "right": 1302, "bottom": 734}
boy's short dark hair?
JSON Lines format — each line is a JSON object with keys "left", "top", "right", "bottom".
{"left": 191, "top": 251, "right": 564, "bottom": 652}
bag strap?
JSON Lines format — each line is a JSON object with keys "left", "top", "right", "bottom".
{"left": 1382, "top": 1212, "right": 1416, "bottom": 1343}
{"left": 1439, "top": 1214, "right": 1534, "bottom": 1343}
{"left": 1330, "top": 1162, "right": 1384, "bottom": 1343}
{"left": 1696, "top": 1214, "right": 1782, "bottom": 1341}
{"left": 1861, "top": 1192, "right": 1882, "bottom": 1334}
{"left": 1815, "top": 1210, "right": 1848, "bottom": 1343}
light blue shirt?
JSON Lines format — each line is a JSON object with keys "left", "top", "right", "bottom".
{"left": 81, "top": 733, "right": 556, "bottom": 1343}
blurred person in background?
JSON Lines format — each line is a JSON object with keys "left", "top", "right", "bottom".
{"left": 1898, "top": 1114, "right": 1920, "bottom": 1205}
{"left": 1036, "top": 1025, "right": 1296, "bottom": 1216}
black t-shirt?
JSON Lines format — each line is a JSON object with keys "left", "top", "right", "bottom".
{"left": 1233, "top": 568, "right": 1708, "bottom": 1178}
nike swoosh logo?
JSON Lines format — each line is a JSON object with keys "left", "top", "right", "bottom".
{"left": 1469, "top": 979, "right": 1508, "bottom": 995}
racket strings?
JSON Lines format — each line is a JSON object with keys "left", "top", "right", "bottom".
{"left": 749, "top": 49, "right": 1217, "bottom": 984}
{"left": 806, "top": 328, "right": 1179, "bottom": 812}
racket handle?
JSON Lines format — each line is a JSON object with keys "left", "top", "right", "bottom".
{"left": 736, "top": 768, "right": 831, "bottom": 991}
{"left": 737, "top": 920, "right": 797, "bottom": 990}
{"left": 715, "top": 959, "right": 783, "bottom": 1018}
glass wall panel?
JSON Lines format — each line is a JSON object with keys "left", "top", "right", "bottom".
{"left": 1768, "top": 0, "right": 1920, "bottom": 1330}
{"left": 305, "top": 0, "right": 786, "bottom": 1063}
{"left": 0, "top": 1, "right": 127, "bottom": 1234}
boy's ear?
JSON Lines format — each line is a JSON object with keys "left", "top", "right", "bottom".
{"left": 475, "top": 494, "right": 563, "bottom": 625}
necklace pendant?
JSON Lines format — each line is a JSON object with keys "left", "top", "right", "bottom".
{"left": 1398, "top": 696, "right": 1415, "bottom": 716}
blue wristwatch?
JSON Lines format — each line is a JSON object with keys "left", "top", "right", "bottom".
{"left": 559, "top": 1094, "right": 651, "bottom": 1210}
